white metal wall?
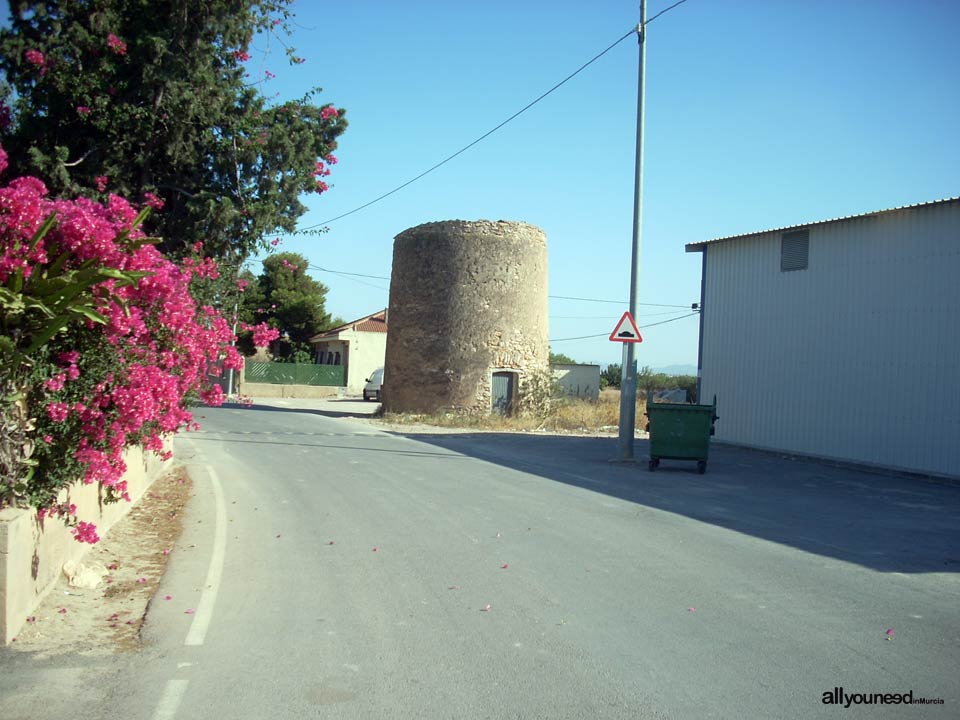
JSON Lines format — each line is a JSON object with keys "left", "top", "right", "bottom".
{"left": 698, "top": 201, "right": 960, "bottom": 477}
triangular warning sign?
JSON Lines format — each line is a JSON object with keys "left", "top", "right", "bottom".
{"left": 609, "top": 311, "right": 643, "bottom": 343}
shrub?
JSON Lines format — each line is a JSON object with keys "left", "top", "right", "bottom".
{"left": 0, "top": 145, "right": 276, "bottom": 539}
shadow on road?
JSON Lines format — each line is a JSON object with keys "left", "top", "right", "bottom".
{"left": 400, "top": 431, "right": 960, "bottom": 575}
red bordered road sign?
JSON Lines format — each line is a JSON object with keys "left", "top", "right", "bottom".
{"left": 609, "top": 311, "right": 643, "bottom": 343}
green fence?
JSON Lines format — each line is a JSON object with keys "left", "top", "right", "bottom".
{"left": 244, "top": 362, "right": 345, "bottom": 387}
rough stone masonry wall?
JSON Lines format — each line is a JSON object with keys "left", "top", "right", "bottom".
{"left": 384, "top": 220, "right": 549, "bottom": 414}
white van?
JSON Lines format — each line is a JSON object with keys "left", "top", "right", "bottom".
{"left": 363, "top": 367, "right": 384, "bottom": 402}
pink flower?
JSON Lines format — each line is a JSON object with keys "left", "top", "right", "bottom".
{"left": 270, "top": 237, "right": 281, "bottom": 246}
{"left": 236, "top": 278, "right": 248, "bottom": 292}
{"left": 106, "top": 34, "right": 127, "bottom": 56}
{"left": 95, "top": 176, "right": 109, "bottom": 192}
{"left": 233, "top": 50, "right": 250, "bottom": 62}
{"left": 315, "top": 180, "right": 329, "bottom": 193}
{"left": 325, "top": 153, "right": 338, "bottom": 165}
{"left": 44, "top": 373, "right": 66, "bottom": 392}
{"left": 239, "top": 321, "right": 279, "bottom": 348}
{"left": 264, "top": 70, "right": 276, "bottom": 79}
{"left": 320, "top": 106, "right": 338, "bottom": 120}
{"left": 24, "top": 49, "right": 45, "bottom": 67}
{"left": 46, "top": 402, "right": 70, "bottom": 422}
{"left": 76, "top": 106, "right": 92, "bottom": 116}
{"left": 143, "top": 192, "right": 164, "bottom": 209}
{"left": 71, "top": 521, "right": 100, "bottom": 544}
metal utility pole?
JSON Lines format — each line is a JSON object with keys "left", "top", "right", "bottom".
{"left": 617, "top": 1, "right": 647, "bottom": 460}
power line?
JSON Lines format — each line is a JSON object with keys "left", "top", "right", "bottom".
{"left": 552, "top": 310, "right": 684, "bottom": 319}
{"left": 308, "top": 265, "right": 389, "bottom": 281}
{"left": 298, "top": 26, "right": 637, "bottom": 230}
{"left": 306, "top": 266, "right": 388, "bottom": 291}
{"left": 549, "top": 311, "right": 698, "bottom": 342}
{"left": 550, "top": 294, "right": 689, "bottom": 308}
{"left": 646, "top": 0, "right": 690, "bottom": 26}
{"left": 300, "top": 264, "right": 692, "bottom": 308}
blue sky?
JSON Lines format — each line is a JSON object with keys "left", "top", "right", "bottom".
{"left": 254, "top": 0, "right": 959, "bottom": 370}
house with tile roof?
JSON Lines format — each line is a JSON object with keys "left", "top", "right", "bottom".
{"left": 309, "top": 309, "right": 387, "bottom": 396}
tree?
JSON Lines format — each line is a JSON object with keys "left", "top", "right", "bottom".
{"left": 0, "top": 0, "right": 346, "bottom": 260}
{"left": 239, "top": 252, "right": 333, "bottom": 360}
{"left": 549, "top": 350, "right": 577, "bottom": 365}
{"left": 600, "top": 363, "right": 621, "bottom": 389}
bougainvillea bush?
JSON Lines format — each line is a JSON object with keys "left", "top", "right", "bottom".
{"left": 0, "top": 144, "right": 277, "bottom": 542}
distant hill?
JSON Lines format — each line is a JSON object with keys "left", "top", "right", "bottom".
{"left": 653, "top": 364, "right": 697, "bottom": 376}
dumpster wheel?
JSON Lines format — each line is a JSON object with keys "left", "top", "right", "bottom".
{"left": 696, "top": 460, "right": 707, "bottom": 474}
{"left": 648, "top": 458, "right": 659, "bottom": 471}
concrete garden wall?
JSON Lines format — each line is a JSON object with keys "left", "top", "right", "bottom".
{"left": 0, "top": 441, "right": 170, "bottom": 644}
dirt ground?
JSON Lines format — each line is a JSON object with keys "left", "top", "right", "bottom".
{"left": 9, "top": 467, "right": 191, "bottom": 656}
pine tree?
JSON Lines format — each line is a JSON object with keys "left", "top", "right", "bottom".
{"left": 240, "top": 252, "right": 335, "bottom": 361}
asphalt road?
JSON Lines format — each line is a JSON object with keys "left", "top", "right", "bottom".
{"left": 3, "top": 401, "right": 958, "bottom": 719}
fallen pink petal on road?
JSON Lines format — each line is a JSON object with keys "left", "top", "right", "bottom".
{"left": 165, "top": 595, "right": 172, "bottom": 600}
{"left": 136, "top": 577, "right": 146, "bottom": 583}
{"left": 501, "top": 563, "right": 509, "bottom": 569}
{"left": 185, "top": 609, "right": 195, "bottom": 615}
{"left": 688, "top": 608, "right": 696, "bottom": 612}
{"left": 372, "top": 547, "right": 379, "bottom": 552}
{"left": 58, "top": 608, "right": 67, "bottom": 614}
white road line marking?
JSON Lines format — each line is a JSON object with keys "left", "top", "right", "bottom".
{"left": 153, "top": 679, "right": 189, "bottom": 720}
{"left": 185, "top": 465, "right": 227, "bottom": 646}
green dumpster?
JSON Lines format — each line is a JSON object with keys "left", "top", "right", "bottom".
{"left": 644, "top": 394, "right": 718, "bottom": 474}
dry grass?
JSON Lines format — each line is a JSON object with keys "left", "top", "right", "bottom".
{"left": 381, "top": 388, "right": 647, "bottom": 435}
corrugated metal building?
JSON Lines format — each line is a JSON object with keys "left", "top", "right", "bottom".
{"left": 686, "top": 198, "right": 960, "bottom": 478}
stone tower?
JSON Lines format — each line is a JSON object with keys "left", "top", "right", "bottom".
{"left": 383, "top": 220, "right": 549, "bottom": 415}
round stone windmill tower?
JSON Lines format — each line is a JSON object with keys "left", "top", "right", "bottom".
{"left": 383, "top": 220, "right": 549, "bottom": 415}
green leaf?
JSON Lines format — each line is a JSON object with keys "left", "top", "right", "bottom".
{"left": 24, "top": 316, "right": 72, "bottom": 355}
{"left": 68, "top": 305, "right": 108, "bottom": 324}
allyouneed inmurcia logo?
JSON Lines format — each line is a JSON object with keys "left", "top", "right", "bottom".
{"left": 821, "top": 688, "right": 944, "bottom": 708}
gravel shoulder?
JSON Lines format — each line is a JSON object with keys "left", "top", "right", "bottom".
{"left": 8, "top": 467, "right": 191, "bottom": 656}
